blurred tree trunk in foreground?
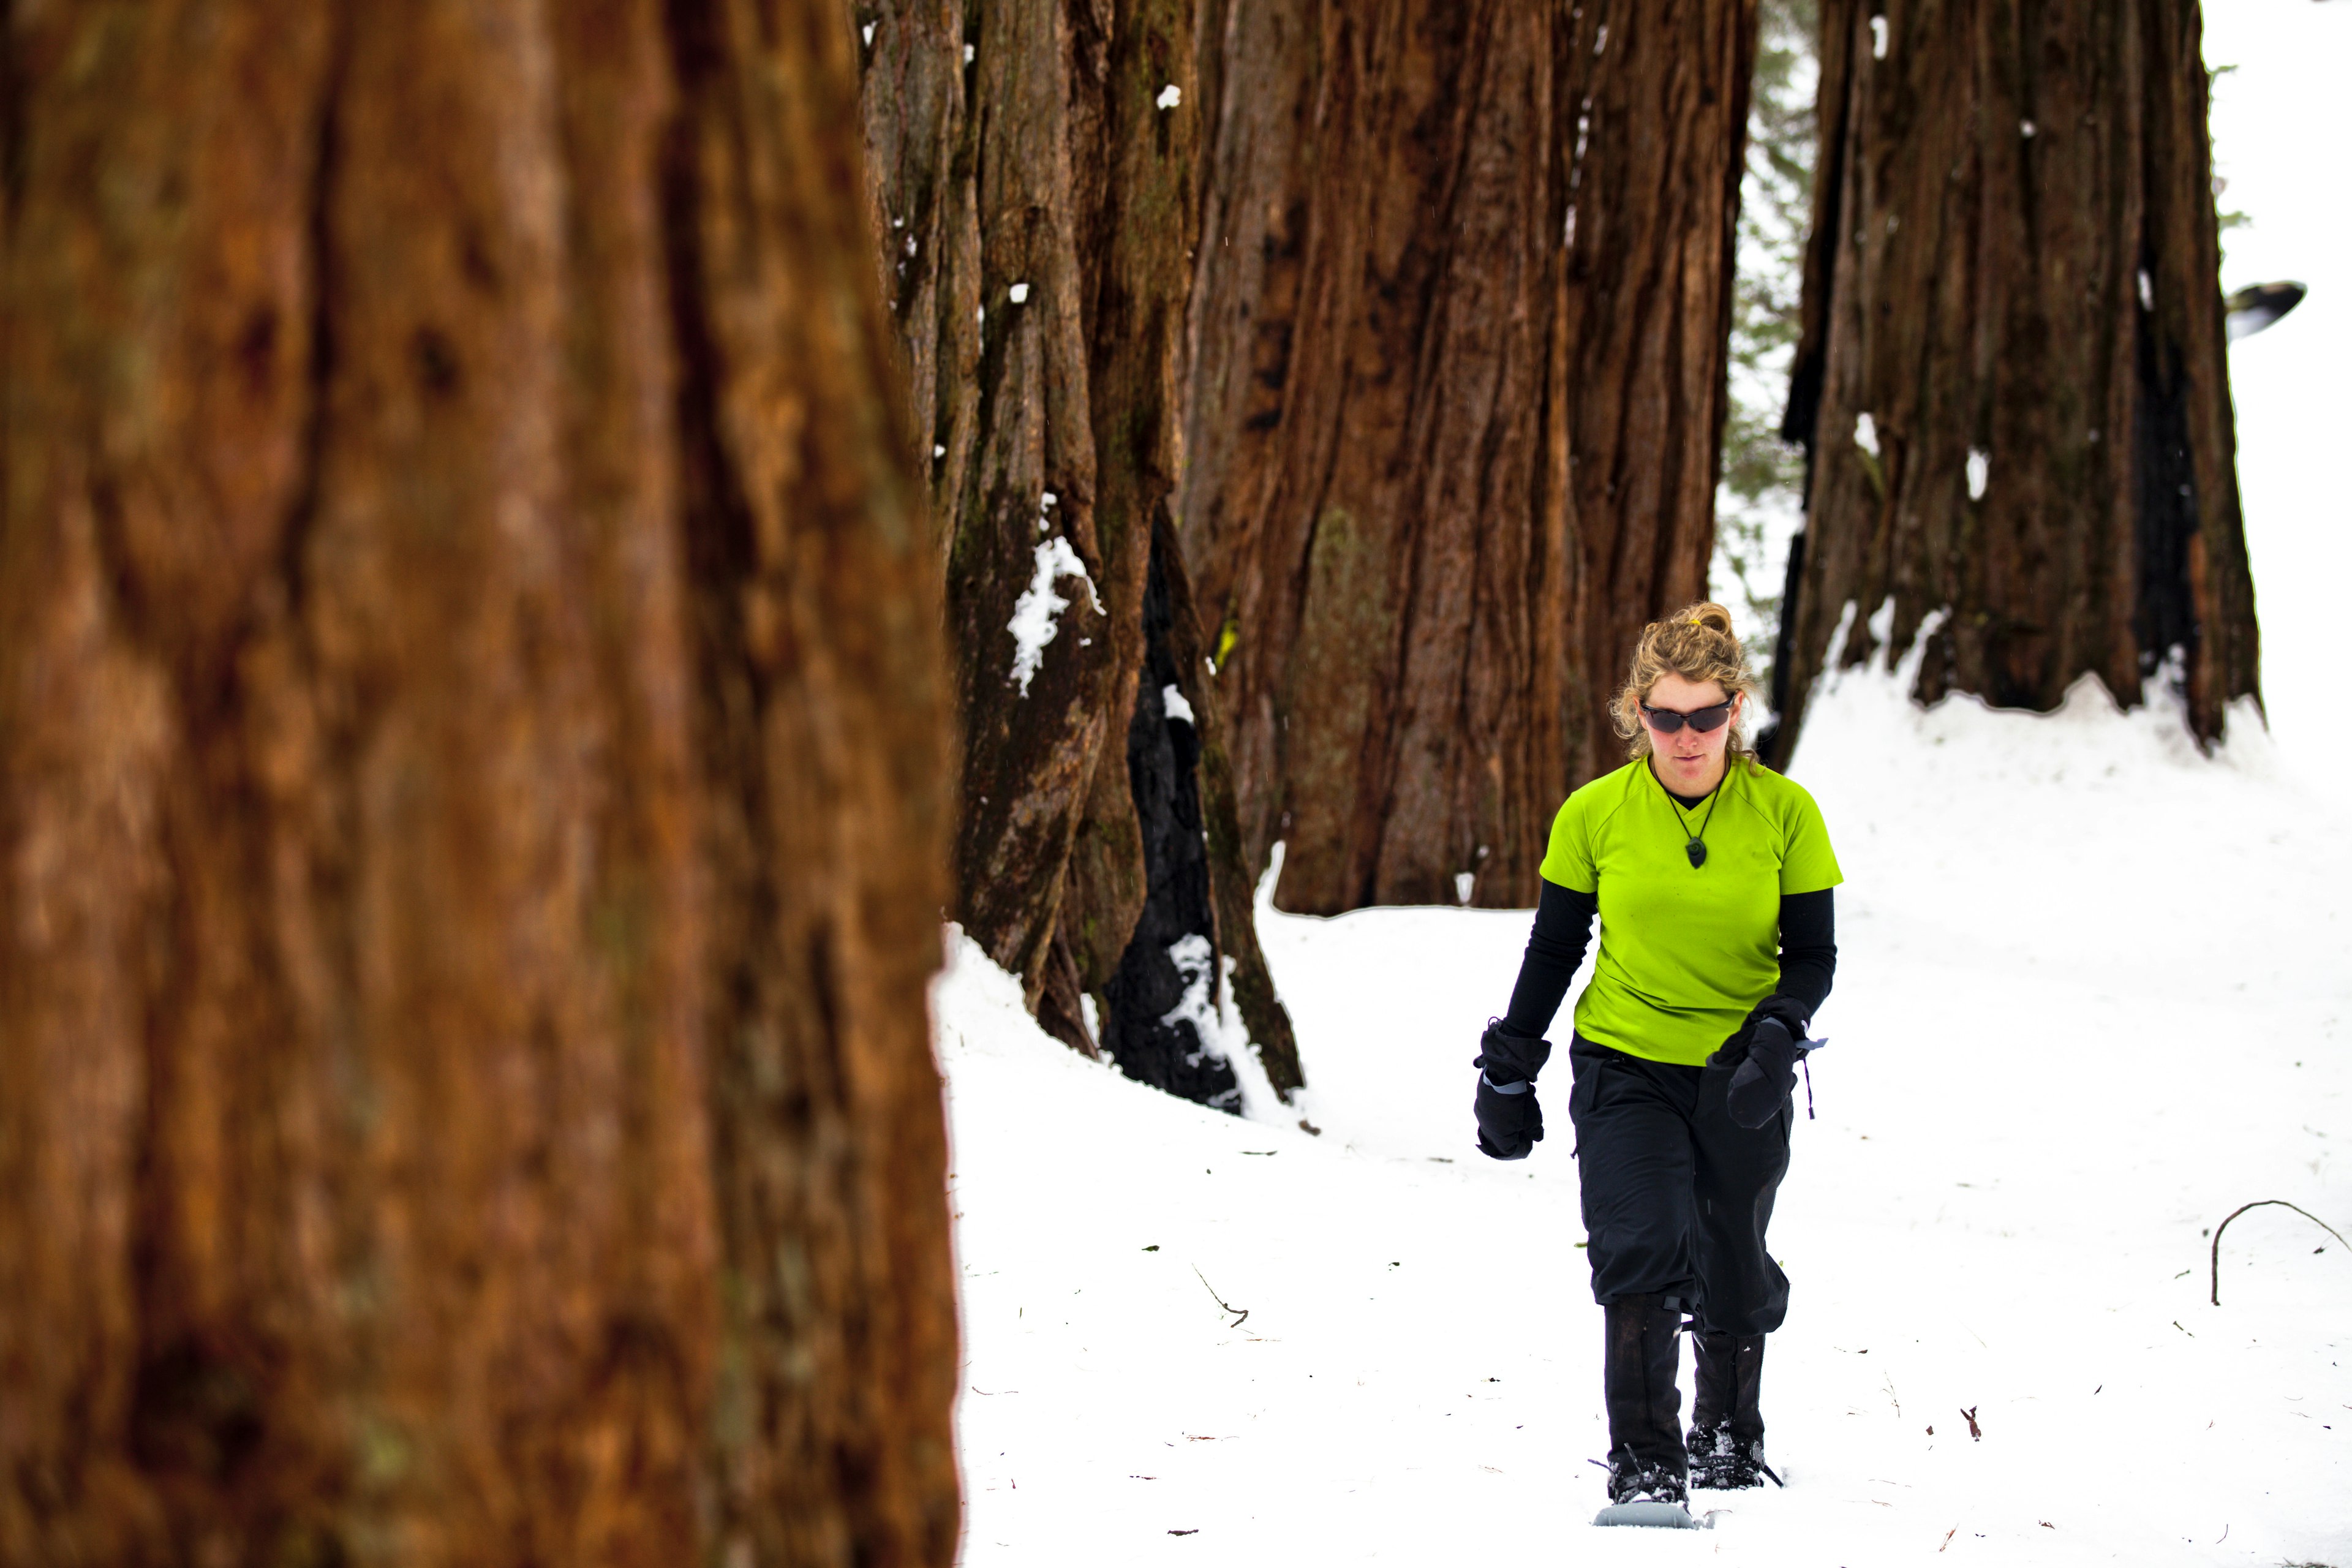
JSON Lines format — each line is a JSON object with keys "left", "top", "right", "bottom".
{"left": 1182, "top": 0, "right": 1758, "bottom": 914}
{"left": 1766, "top": 0, "right": 2260, "bottom": 760}
{"left": 854, "top": 0, "right": 1303, "bottom": 1104}
{"left": 0, "top": 3, "right": 958, "bottom": 1562}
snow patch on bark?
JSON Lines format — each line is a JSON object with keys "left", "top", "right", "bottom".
{"left": 1865, "top": 596, "right": 1898, "bottom": 658}
{"left": 1161, "top": 682, "right": 1195, "bottom": 725}
{"left": 1007, "top": 537, "right": 1097, "bottom": 696}
{"left": 1158, "top": 937, "right": 1229, "bottom": 1080}
{"left": 1860, "top": 599, "right": 1948, "bottom": 682}
{"left": 1155, "top": 935, "right": 1283, "bottom": 1121}
{"left": 1822, "top": 598, "right": 1861, "bottom": 670}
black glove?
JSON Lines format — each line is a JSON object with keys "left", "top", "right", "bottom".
{"left": 1711, "top": 993, "right": 1809, "bottom": 1071}
{"left": 1473, "top": 1019, "right": 1553, "bottom": 1160}
{"left": 1724, "top": 1014, "right": 1804, "bottom": 1129}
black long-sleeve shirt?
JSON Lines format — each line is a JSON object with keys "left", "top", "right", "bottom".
{"left": 1501, "top": 880, "right": 1837, "bottom": 1044}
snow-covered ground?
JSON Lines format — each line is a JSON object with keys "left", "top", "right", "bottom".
{"left": 934, "top": 8, "right": 2351, "bottom": 1563}
{"left": 939, "top": 652, "right": 2349, "bottom": 1566}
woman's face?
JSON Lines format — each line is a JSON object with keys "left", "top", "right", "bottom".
{"left": 1642, "top": 671, "right": 1741, "bottom": 794}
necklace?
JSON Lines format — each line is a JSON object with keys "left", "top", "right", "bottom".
{"left": 1659, "top": 766, "right": 1727, "bottom": 868}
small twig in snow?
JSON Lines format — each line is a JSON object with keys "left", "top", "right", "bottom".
{"left": 2209, "top": 1199, "right": 2348, "bottom": 1306}
{"left": 1882, "top": 1373, "right": 1902, "bottom": 1417}
{"left": 1193, "top": 1266, "right": 1250, "bottom": 1329}
{"left": 1959, "top": 1406, "right": 1981, "bottom": 1441}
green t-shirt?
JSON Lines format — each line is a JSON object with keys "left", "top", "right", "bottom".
{"left": 1538, "top": 757, "right": 1842, "bottom": 1067}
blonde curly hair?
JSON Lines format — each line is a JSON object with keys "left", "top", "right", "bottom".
{"left": 1608, "top": 602, "right": 1758, "bottom": 762}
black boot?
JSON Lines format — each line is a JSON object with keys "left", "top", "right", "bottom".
{"left": 1688, "top": 1330, "right": 1779, "bottom": 1489}
{"left": 1602, "top": 1294, "right": 1688, "bottom": 1502}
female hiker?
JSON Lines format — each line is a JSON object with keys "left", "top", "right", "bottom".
{"left": 1470, "top": 603, "right": 1841, "bottom": 1524}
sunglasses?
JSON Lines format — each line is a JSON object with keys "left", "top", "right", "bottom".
{"left": 1640, "top": 697, "right": 1736, "bottom": 734}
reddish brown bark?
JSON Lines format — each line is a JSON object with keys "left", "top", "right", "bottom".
{"left": 855, "top": 0, "right": 1303, "bottom": 1101}
{"left": 0, "top": 2, "right": 957, "bottom": 1562}
{"left": 1767, "top": 0, "right": 2259, "bottom": 758}
{"left": 858, "top": 0, "right": 1125, "bottom": 996}
{"left": 1183, "top": 0, "right": 1758, "bottom": 914}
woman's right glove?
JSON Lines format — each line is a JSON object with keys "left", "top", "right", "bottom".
{"left": 1474, "top": 1019, "right": 1553, "bottom": 1160}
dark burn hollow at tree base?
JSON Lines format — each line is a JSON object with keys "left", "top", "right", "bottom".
{"left": 1037, "top": 513, "right": 1305, "bottom": 1110}
{"left": 1099, "top": 535, "right": 1242, "bottom": 1110}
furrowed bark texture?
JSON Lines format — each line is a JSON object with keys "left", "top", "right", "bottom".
{"left": 0, "top": 2, "right": 958, "bottom": 1562}
{"left": 1183, "top": 0, "right": 1758, "bottom": 915}
{"left": 1768, "top": 0, "right": 2259, "bottom": 758}
{"left": 854, "top": 0, "right": 1302, "bottom": 1104}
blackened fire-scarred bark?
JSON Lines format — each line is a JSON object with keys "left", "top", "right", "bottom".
{"left": 1100, "top": 538, "right": 1236, "bottom": 1106}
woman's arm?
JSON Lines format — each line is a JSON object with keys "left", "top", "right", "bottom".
{"left": 1769, "top": 887, "right": 1836, "bottom": 1023}
{"left": 1499, "top": 880, "right": 1600, "bottom": 1044}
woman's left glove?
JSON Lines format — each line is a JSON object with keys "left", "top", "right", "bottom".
{"left": 1725, "top": 1015, "right": 1804, "bottom": 1129}
{"left": 1474, "top": 1020, "right": 1552, "bottom": 1160}
{"left": 1713, "top": 994, "right": 1809, "bottom": 1070}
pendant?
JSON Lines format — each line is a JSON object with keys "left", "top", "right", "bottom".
{"left": 1686, "top": 839, "right": 1707, "bottom": 869}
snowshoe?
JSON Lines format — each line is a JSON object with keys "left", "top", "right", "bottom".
{"left": 1592, "top": 1448, "right": 1706, "bottom": 1529}
{"left": 1593, "top": 1295, "right": 1704, "bottom": 1526}
{"left": 1687, "top": 1422, "right": 1782, "bottom": 1490}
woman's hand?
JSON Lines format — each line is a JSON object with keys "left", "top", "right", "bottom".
{"left": 1725, "top": 1015, "right": 1803, "bottom": 1129}
{"left": 1474, "top": 1020, "right": 1552, "bottom": 1159}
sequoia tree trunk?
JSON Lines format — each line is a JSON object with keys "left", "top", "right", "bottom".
{"left": 1183, "top": 0, "right": 1758, "bottom": 914}
{"left": 1766, "top": 0, "right": 2260, "bottom": 758}
{"left": 0, "top": 3, "right": 958, "bottom": 1562}
{"left": 855, "top": 0, "right": 1302, "bottom": 1102}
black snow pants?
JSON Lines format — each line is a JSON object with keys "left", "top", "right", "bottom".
{"left": 1566, "top": 1034, "right": 1791, "bottom": 1336}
